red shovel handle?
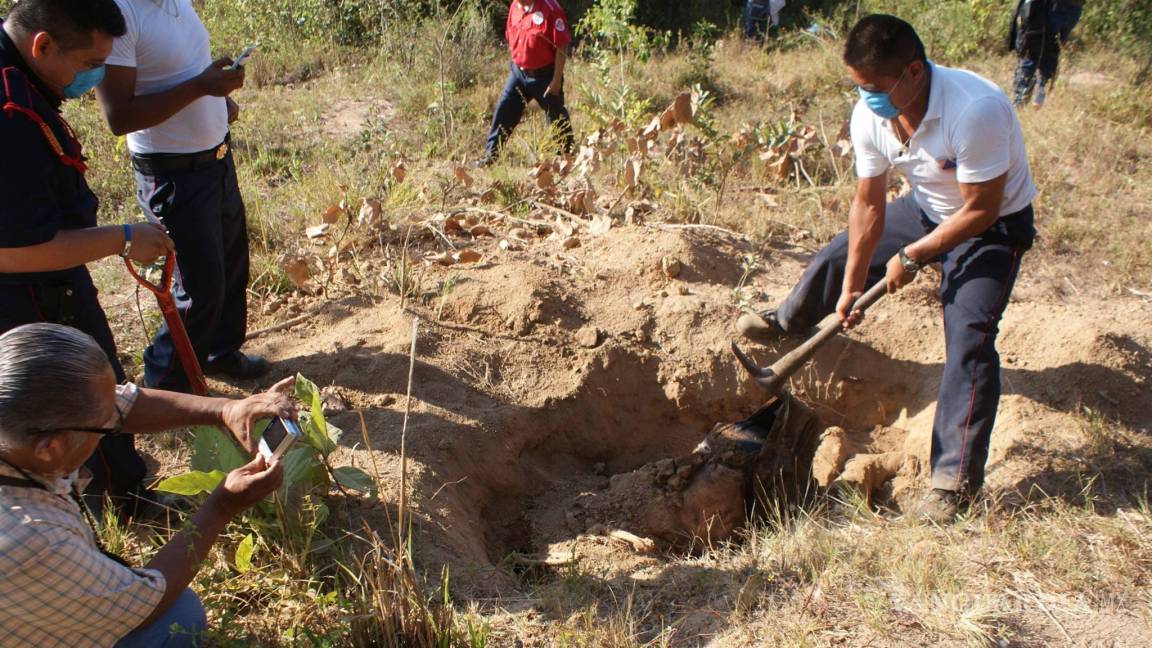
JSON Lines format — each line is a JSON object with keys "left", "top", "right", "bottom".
{"left": 124, "top": 253, "right": 209, "bottom": 396}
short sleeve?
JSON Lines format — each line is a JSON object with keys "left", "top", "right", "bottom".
{"left": 0, "top": 115, "right": 64, "bottom": 248}
{"left": 104, "top": 0, "right": 139, "bottom": 68}
{"left": 952, "top": 96, "right": 1012, "bottom": 184}
{"left": 545, "top": 2, "right": 572, "bottom": 49}
{"left": 850, "top": 100, "right": 890, "bottom": 179}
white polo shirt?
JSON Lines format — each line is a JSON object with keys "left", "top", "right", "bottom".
{"left": 106, "top": 0, "right": 227, "bottom": 155}
{"left": 851, "top": 62, "right": 1036, "bottom": 223}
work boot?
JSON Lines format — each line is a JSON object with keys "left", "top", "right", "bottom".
{"left": 735, "top": 310, "right": 794, "bottom": 344}
{"left": 205, "top": 352, "right": 271, "bottom": 380}
{"left": 909, "top": 488, "right": 962, "bottom": 525}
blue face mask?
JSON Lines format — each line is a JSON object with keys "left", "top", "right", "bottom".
{"left": 858, "top": 67, "right": 909, "bottom": 119}
{"left": 62, "top": 65, "right": 105, "bottom": 99}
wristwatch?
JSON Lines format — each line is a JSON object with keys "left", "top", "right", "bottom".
{"left": 898, "top": 247, "right": 921, "bottom": 274}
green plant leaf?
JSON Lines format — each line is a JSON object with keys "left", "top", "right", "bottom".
{"left": 190, "top": 426, "right": 248, "bottom": 473}
{"left": 332, "top": 466, "right": 376, "bottom": 495}
{"left": 278, "top": 446, "right": 322, "bottom": 496}
{"left": 235, "top": 533, "right": 255, "bottom": 573}
{"left": 295, "top": 373, "right": 336, "bottom": 456}
{"left": 155, "top": 470, "right": 226, "bottom": 496}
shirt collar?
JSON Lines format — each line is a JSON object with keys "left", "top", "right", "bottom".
{"left": 0, "top": 21, "right": 63, "bottom": 111}
{"left": 0, "top": 459, "right": 79, "bottom": 497}
{"left": 921, "top": 61, "right": 942, "bottom": 123}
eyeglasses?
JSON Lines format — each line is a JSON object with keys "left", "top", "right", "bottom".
{"left": 25, "top": 406, "right": 126, "bottom": 437}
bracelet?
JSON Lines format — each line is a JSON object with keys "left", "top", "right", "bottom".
{"left": 118, "top": 224, "right": 133, "bottom": 259}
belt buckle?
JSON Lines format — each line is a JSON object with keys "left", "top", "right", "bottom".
{"left": 215, "top": 142, "right": 229, "bottom": 160}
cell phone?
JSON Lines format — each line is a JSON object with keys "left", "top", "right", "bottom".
{"left": 258, "top": 417, "right": 300, "bottom": 462}
{"left": 228, "top": 43, "right": 259, "bottom": 70}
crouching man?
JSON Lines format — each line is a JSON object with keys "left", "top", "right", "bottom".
{"left": 0, "top": 323, "right": 292, "bottom": 647}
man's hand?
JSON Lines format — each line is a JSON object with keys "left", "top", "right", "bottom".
{"left": 220, "top": 376, "right": 297, "bottom": 454}
{"left": 209, "top": 454, "right": 284, "bottom": 519}
{"left": 196, "top": 58, "right": 245, "bottom": 97}
{"left": 226, "top": 97, "right": 240, "bottom": 124}
{"left": 543, "top": 77, "right": 563, "bottom": 99}
{"left": 127, "top": 223, "right": 175, "bottom": 264}
{"left": 836, "top": 288, "right": 865, "bottom": 329}
{"left": 885, "top": 253, "right": 918, "bottom": 294}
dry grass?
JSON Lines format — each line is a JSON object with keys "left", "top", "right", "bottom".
{"left": 68, "top": 11, "right": 1152, "bottom": 647}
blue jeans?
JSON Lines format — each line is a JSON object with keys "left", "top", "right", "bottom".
{"left": 483, "top": 62, "right": 574, "bottom": 160}
{"left": 134, "top": 147, "right": 250, "bottom": 392}
{"left": 774, "top": 195, "right": 1035, "bottom": 493}
{"left": 1012, "top": 30, "right": 1061, "bottom": 104}
{"left": 114, "top": 588, "right": 207, "bottom": 648}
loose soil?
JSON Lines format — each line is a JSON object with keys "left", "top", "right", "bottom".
{"left": 228, "top": 223, "right": 1152, "bottom": 599}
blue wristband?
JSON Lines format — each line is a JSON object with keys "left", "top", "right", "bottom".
{"left": 119, "top": 224, "right": 133, "bottom": 258}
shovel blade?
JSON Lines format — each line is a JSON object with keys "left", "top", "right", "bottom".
{"left": 730, "top": 342, "right": 785, "bottom": 393}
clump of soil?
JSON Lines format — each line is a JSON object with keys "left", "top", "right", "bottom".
{"left": 245, "top": 224, "right": 1152, "bottom": 592}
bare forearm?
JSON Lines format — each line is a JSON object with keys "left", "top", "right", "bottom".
{"left": 99, "top": 78, "right": 205, "bottom": 136}
{"left": 554, "top": 48, "right": 567, "bottom": 77}
{"left": 904, "top": 206, "right": 998, "bottom": 262}
{"left": 138, "top": 494, "right": 231, "bottom": 627}
{"left": 843, "top": 198, "right": 884, "bottom": 292}
{"left": 124, "top": 388, "right": 228, "bottom": 434}
{"left": 0, "top": 227, "right": 125, "bottom": 273}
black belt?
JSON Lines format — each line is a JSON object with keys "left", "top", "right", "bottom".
{"left": 131, "top": 135, "right": 230, "bottom": 175}
{"left": 519, "top": 65, "right": 554, "bottom": 78}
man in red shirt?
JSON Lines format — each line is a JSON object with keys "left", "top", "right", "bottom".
{"left": 478, "top": 0, "right": 574, "bottom": 166}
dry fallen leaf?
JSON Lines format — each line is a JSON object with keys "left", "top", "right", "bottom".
{"left": 588, "top": 214, "right": 613, "bottom": 236}
{"left": 622, "top": 156, "right": 643, "bottom": 188}
{"left": 425, "top": 251, "right": 455, "bottom": 266}
{"left": 454, "top": 249, "right": 482, "bottom": 264}
{"left": 671, "top": 92, "right": 694, "bottom": 125}
{"left": 529, "top": 164, "right": 554, "bottom": 191}
{"left": 306, "top": 224, "right": 331, "bottom": 239}
{"left": 391, "top": 161, "right": 407, "bottom": 183}
{"left": 562, "top": 236, "right": 581, "bottom": 249}
{"left": 280, "top": 255, "right": 310, "bottom": 289}
{"left": 357, "top": 198, "right": 383, "bottom": 227}
{"left": 469, "top": 224, "right": 492, "bottom": 237}
{"left": 453, "top": 165, "right": 474, "bottom": 190}
{"left": 321, "top": 204, "right": 344, "bottom": 224}
{"left": 508, "top": 227, "right": 531, "bottom": 241}
{"left": 443, "top": 217, "right": 463, "bottom": 233}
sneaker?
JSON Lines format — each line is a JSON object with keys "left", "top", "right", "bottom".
{"left": 204, "top": 352, "right": 271, "bottom": 380}
{"left": 909, "top": 488, "right": 962, "bottom": 524}
{"left": 474, "top": 155, "right": 495, "bottom": 169}
{"left": 735, "top": 310, "right": 796, "bottom": 344}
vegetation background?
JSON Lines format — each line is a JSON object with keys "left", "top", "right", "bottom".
{"left": 0, "top": 0, "right": 1150, "bottom": 645}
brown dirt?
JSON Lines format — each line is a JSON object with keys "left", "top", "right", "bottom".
{"left": 238, "top": 223, "right": 1152, "bottom": 595}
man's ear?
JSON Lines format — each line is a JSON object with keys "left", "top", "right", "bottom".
{"left": 29, "top": 31, "right": 55, "bottom": 61}
{"left": 32, "top": 434, "right": 68, "bottom": 465}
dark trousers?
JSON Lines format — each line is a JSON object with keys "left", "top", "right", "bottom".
{"left": 134, "top": 148, "right": 250, "bottom": 392}
{"left": 1013, "top": 30, "right": 1061, "bottom": 104}
{"left": 775, "top": 195, "right": 1035, "bottom": 493}
{"left": 743, "top": 1, "right": 770, "bottom": 40}
{"left": 484, "top": 62, "right": 575, "bottom": 160}
{"left": 0, "top": 270, "right": 147, "bottom": 510}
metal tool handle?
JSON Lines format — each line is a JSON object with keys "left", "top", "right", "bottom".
{"left": 733, "top": 280, "right": 888, "bottom": 394}
{"left": 124, "top": 253, "right": 209, "bottom": 396}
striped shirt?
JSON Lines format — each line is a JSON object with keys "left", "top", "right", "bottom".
{"left": 0, "top": 383, "right": 167, "bottom": 647}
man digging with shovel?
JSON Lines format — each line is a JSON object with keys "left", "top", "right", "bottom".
{"left": 736, "top": 15, "right": 1037, "bottom": 523}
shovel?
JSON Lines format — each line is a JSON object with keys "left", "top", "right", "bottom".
{"left": 732, "top": 280, "right": 888, "bottom": 394}
{"left": 124, "top": 254, "right": 209, "bottom": 396}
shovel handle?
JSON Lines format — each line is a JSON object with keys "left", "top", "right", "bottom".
{"left": 123, "top": 254, "right": 176, "bottom": 298}
{"left": 735, "top": 280, "right": 888, "bottom": 393}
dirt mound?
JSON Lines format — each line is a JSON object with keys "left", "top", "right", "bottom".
{"left": 249, "top": 224, "right": 1152, "bottom": 591}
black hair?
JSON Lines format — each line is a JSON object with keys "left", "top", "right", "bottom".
{"left": 6, "top": 0, "right": 127, "bottom": 50}
{"left": 843, "top": 14, "right": 927, "bottom": 77}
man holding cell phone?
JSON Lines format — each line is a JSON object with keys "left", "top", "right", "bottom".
{"left": 96, "top": 0, "right": 268, "bottom": 394}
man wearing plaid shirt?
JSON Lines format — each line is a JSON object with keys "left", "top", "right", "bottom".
{"left": 0, "top": 324, "right": 295, "bottom": 647}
